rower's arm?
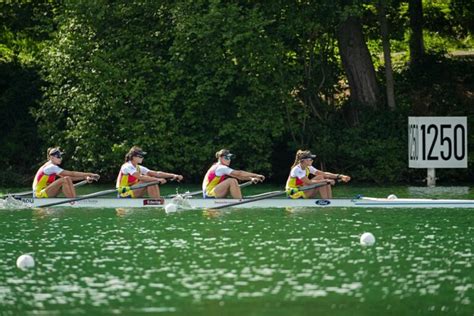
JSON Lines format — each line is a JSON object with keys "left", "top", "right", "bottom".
{"left": 301, "top": 176, "right": 329, "bottom": 186}
{"left": 134, "top": 171, "right": 163, "bottom": 183}
{"left": 230, "top": 170, "right": 265, "bottom": 182}
{"left": 147, "top": 171, "right": 183, "bottom": 181}
{"left": 316, "top": 170, "right": 351, "bottom": 182}
{"left": 60, "top": 170, "right": 99, "bottom": 182}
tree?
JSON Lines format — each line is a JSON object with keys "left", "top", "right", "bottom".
{"left": 337, "top": 15, "right": 380, "bottom": 121}
{"left": 0, "top": 1, "right": 56, "bottom": 185}
{"left": 409, "top": 0, "right": 424, "bottom": 66}
{"left": 377, "top": 0, "right": 396, "bottom": 109}
{"left": 36, "top": 0, "right": 290, "bottom": 181}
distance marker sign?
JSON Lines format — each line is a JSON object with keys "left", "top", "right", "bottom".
{"left": 408, "top": 117, "right": 467, "bottom": 168}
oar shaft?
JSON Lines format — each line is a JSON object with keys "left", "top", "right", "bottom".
{"left": 38, "top": 180, "right": 162, "bottom": 208}
{"left": 168, "top": 180, "right": 254, "bottom": 198}
{"left": 211, "top": 190, "right": 285, "bottom": 210}
{"left": 210, "top": 181, "right": 330, "bottom": 210}
{"left": 1, "top": 179, "right": 89, "bottom": 199}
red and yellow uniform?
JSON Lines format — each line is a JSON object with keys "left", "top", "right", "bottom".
{"left": 202, "top": 163, "right": 234, "bottom": 198}
{"left": 116, "top": 162, "right": 150, "bottom": 198}
{"left": 285, "top": 165, "right": 317, "bottom": 199}
{"left": 32, "top": 162, "right": 64, "bottom": 198}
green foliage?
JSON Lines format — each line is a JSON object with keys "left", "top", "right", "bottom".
{"left": 0, "top": 59, "right": 43, "bottom": 186}
{"left": 36, "top": 0, "right": 292, "bottom": 182}
{"left": 0, "top": 0, "right": 472, "bottom": 186}
{"left": 336, "top": 108, "right": 409, "bottom": 183}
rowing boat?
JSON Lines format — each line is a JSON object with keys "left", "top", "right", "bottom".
{"left": 14, "top": 196, "right": 474, "bottom": 209}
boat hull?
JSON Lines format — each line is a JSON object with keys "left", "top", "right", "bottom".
{"left": 17, "top": 196, "right": 474, "bottom": 209}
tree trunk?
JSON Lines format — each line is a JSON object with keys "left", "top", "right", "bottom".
{"left": 337, "top": 16, "right": 380, "bottom": 115}
{"left": 409, "top": 0, "right": 425, "bottom": 66}
{"left": 377, "top": 0, "right": 396, "bottom": 110}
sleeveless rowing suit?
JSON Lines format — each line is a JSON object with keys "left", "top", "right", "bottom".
{"left": 116, "top": 162, "right": 150, "bottom": 198}
{"left": 202, "top": 163, "right": 233, "bottom": 198}
{"left": 286, "top": 165, "right": 317, "bottom": 199}
{"left": 32, "top": 162, "right": 64, "bottom": 198}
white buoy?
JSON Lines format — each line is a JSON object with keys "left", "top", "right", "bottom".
{"left": 165, "top": 203, "right": 178, "bottom": 214}
{"left": 16, "top": 254, "right": 35, "bottom": 269}
{"left": 360, "top": 232, "right": 376, "bottom": 246}
{"left": 387, "top": 194, "right": 398, "bottom": 200}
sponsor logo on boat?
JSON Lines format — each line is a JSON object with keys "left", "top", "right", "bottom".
{"left": 214, "top": 200, "right": 233, "bottom": 205}
{"left": 72, "top": 199, "right": 98, "bottom": 205}
{"left": 315, "top": 199, "right": 331, "bottom": 206}
{"left": 143, "top": 199, "right": 164, "bottom": 206}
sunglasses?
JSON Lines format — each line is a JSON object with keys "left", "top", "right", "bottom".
{"left": 135, "top": 155, "right": 144, "bottom": 158}
{"left": 223, "top": 155, "right": 232, "bottom": 161}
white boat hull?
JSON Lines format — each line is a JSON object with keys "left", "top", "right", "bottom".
{"left": 17, "top": 196, "right": 474, "bottom": 209}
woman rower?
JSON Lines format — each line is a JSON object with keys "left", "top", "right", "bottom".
{"left": 286, "top": 150, "right": 351, "bottom": 199}
{"left": 202, "top": 149, "right": 265, "bottom": 199}
{"left": 33, "top": 147, "right": 100, "bottom": 198}
{"left": 116, "top": 146, "right": 183, "bottom": 198}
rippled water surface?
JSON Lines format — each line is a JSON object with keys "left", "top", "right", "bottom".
{"left": 0, "top": 186, "right": 473, "bottom": 315}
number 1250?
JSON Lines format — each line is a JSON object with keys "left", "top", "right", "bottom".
{"left": 421, "top": 124, "right": 465, "bottom": 160}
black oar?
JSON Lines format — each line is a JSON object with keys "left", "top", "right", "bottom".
{"left": 38, "top": 180, "right": 163, "bottom": 208}
{"left": 210, "top": 182, "right": 331, "bottom": 210}
{"left": 1, "top": 179, "right": 89, "bottom": 199}
{"left": 167, "top": 180, "right": 255, "bottom": 198}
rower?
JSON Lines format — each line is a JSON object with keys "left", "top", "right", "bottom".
{"left": 33, "top": 147, "right": 100, "bottom": 198}
{"left": 202, "top": 149, "right": 265, "bottom": 199}
{"left": 116, "top": 146, "right": 183, "bottom": 198}
{"left": 286, "top": 150, "right": 350, "bottom": 199}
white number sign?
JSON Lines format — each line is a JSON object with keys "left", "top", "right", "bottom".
{"left": 408, "top": 117, "right": 467, "bottom": 168}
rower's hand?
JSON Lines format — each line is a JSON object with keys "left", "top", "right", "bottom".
{"left": 340, "top": 175, "right": 351, "bottom": 183}
{"left": 158, "top": 178, "right": 167, "bottom": 185}
{"left": 326, "top": 179, "right": 336, "bottom": 185}
{"left": 251, "top": 175, "right": 265, "bottom": 183}
{"left": 86, "top": 174, "right": 100, "bottom": 183}
{"left": 172, "top": 174, "right": 183, "bottom": 182}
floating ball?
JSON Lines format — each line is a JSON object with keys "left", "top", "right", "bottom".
{"left": 16, "top": 254, "right": 35, "bottom": 269}
{"left": 165, "top": 203, "right": 178, "bottom": 214}
{"left": 360, "top": 232, "right": 376, "bottom": 246}
{"left": 387, "top": 194, "right": 398, "bottom": 200}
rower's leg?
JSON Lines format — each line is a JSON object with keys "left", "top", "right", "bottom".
{"left": 146, "top": 184, "right": 160, "bottom": 198}
{"left": 133, "top": 187, "right": 146, "bottom": 198}
{"left": 44, "top": 178, "right": 66, "bottom": 198}
{"left": 313, "top": 175, "right": 333, "bottom": 199}
{"left": 228, "top": 178, "right": 242, "bottom": 199}
{"left": 319, "top": 184, "right": 332, "bottom": 199}
{"left": 61, "top": 176, "right": 76, "bottom": 198}
{"left": 303, "top": 189, "right": 317, "bottom": 198}
{"left": 214, "top": 178, "right": 242, "bottom": 199}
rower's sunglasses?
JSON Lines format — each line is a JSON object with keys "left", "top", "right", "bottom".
{"left": 135, "top": 155, "right": 144, "bottom": 158}
{"left": 51, "top": 153, "right": 63, "bottom": 159}
{"left": 223, "top": 155, "right": 232, "bottom": 161}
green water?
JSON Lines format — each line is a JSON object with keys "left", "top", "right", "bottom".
{"left": 0, "top": 185, "right": 473, "bottom": 315}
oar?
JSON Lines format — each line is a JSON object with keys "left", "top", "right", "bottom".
{"left": 38, "top": 180, "right": 163, "bottom": 208}
{"left": 209, "top": 182, "right": 331, "bottom": 210}
{"left": 246, "top": 190, "right": 282, "bottom": 198}
{"left": 1, "top": 179, "right": 90, "bottom": 199}
{"left": 167, "top": 180, "right": 255, "bottom": 198}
